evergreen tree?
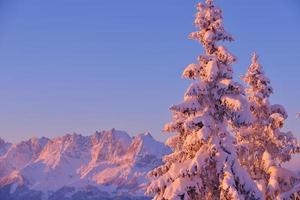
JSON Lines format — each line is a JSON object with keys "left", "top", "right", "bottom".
{"left": 146, "top": 1, "right": 262, "bottom": 199}
{"left": 238, "top": 53, "right": 300, "bottom": 199}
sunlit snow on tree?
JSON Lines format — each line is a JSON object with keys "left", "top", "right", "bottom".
{"left": 146, "top": 0, "right": 263, "bottom": 199}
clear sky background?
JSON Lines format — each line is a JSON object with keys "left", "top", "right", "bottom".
{"left": 0, "top": 0, "right": 299, "bottom": 143}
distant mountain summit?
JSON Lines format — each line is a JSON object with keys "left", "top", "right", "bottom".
{"left": 0, "top": 129, "right": 171, "bottom": 200}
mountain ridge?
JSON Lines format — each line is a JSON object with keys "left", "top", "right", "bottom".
{"left": 0, "top": 129, "right": 171, "bottom": 200}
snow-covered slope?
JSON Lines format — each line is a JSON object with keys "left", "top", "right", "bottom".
{"left": 0, "top": 137, "right": 49, "bottom": 178}
{"left": 0, "top": 129, "right": 170, "bottom": 200}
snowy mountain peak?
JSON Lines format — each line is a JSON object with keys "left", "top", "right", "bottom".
{"left": 92, "top": 129, "right": 131, "bottom": 145}
{"left": 0, "top": 130, "right": 170, "bottom": 200}
{"left": 29, "top": 136, "right": 49, "bottom": 148}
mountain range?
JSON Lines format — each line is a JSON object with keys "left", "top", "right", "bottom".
{"left": 0, "top": 129, "right": 171, "bottom": 200}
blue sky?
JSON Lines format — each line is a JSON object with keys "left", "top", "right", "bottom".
{"left": 0, "top": 0, "right": 299, "bottom": 143}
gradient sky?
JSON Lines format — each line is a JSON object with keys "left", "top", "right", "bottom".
{"left": 0, "top": 0, "right": 299, "bottom": 143}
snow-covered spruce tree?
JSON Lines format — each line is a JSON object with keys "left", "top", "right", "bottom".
{"left": 237, "top": 53, "right": 300, "bottom": 199}
{"left": 146, "top": 1, "right": 262, "bottom": 199}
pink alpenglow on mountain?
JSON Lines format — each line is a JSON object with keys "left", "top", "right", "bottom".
{"left": 0, "top": 129, "right": 171, "bottom": 200}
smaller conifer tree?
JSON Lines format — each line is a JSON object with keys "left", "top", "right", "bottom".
{"left": 238, "top": 53, "right": 300, "bottom": 199}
